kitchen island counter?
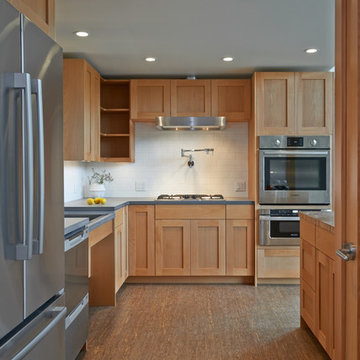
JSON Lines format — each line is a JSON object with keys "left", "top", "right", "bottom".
{"left": 64, "top": 217, "right": 89, "bottom": 235}
{"left": 299, "top": 211, "right": 334, "bottom": 233}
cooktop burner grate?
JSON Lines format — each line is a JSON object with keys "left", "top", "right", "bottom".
{"left": 157, "top": 194, "right": 224, "bottom": 200}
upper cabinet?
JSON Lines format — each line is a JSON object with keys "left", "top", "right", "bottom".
{"left": 63, "top": 59, "right": 100, "bottom": 162}
{"left": 7, "top": 0, "right": 55, "bottom": 37}
{"left": 255, "top": 72, "right": 333, "bottom": 135}
{"left": 130, "top": 80, "right": 170, "bottom": 121}
{"left": 295, "top": 73, "right": 333, "bottom": 135}
{"left": 171, "top": 80, "right": 211, "bottom": 117}
{"left": 255, "top": 72, "right": 295, "bottom": 135}
{"left": 211, "top": 79, "right": 251, "bottom": 122}
{"left": 130, "top": 79, "right": 252, "bottom": 121}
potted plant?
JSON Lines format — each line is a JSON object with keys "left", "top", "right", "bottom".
{"left": 88, "top": 168, "right": 114, "bottom": 197}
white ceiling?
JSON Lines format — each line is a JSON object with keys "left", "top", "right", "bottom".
{"left": 55, "top": 0, "right": 334, "bottom": 77}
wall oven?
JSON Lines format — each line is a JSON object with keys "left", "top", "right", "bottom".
{"left": 259, "top": 136, "right": 331, "bottom": 205}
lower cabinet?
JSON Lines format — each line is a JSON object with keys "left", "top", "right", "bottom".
{"left": 191, "top": 220, "right": 225, "bottom": 275}
{"left": 114, "top": 207, "right": 128, "bottom": 292}
{"left": 155, "top": 220, "right": 191, "bottom": 276}
{"left": 128, "top": 205, "right": 155, "bottom": 276}
{"left": 226, "top": 220, "right": 254, "bottom": 276}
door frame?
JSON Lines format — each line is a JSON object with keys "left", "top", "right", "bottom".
{"left": 335, "top": 0, "right": 359, "bottom": 359}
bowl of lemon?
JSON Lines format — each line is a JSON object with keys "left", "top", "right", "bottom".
{"left": 87, "top": 197, "right": 107, "bottom": 205}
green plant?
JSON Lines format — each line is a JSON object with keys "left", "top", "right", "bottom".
{"left": 88, "top": 168, "right": 114, "bottom": 185}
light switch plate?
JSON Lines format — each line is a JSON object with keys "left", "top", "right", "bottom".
{"left": 135, "top": 181, "right": 146, "bottom": 191}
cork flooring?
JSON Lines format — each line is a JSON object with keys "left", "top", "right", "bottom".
{"left": 77, "top": 284, "right": 329, "bottom": 360}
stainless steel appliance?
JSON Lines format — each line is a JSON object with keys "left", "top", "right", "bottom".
{"left": 259, "top": 209, "right": 324, "bottom": 246}
{"left": 0, "top": 0, "right": 65, "bottom": 358}
{"left": 157, "top": 194, "right": 224, "bottom": 200}
{"left": 65, "top": 225, "right": 89, "bottom": 360}
{"left": 156, "top": 116, "right": 226, "bottom": 130}
{"left": 259, "top": 136, "right": 331, "bottom": 205}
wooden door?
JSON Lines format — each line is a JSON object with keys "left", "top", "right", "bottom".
{"left": 84, "top": 64, "right": 92, "bottom": 161}
{"left": 121, "top": 207, "right": 128, "bottom": 282}
{"left": 128, "top": 205, "right": 155, "bottom": 276}
{"left": 255, "top": 72, "right": 295, "bottom": 135}
{"left": 315, "top": 250, "right": 334, "bottom": 356}
{"left": 226, "top": 220, "right": 254, "bottom": 275}
{"left": 190, "top": 220, "right": 225, "bottom": 275}
{"left": 334, "top": 0, "right": 360, "bottom": 358}
{"left": 296, "top": 72, "right": 333, "bottom": 135}
{"left": 211, "top": 79, "right": 251, "bottom": 122}
{"left": 115, "top": 223, "right": 123, "bottom": 292}
{"left": 300, "top": 238, "right": 316, "bottom": 290}
{"left": 130, "top": 79, "right": 170, "bottom": 120}
{"left": 300, "top": 279, "right": 316, "bottom": 333}
{"left": 155, "top": 220, "right": 191, "bottom": 276}
{"left": 171, "top": 80, "right": 211, "bottom": 117}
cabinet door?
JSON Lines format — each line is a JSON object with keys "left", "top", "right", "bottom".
{"left": 121, "top": 211, "right": 128, "bottom": 282}
{"left": 315, "top": 250, "right": 334, "bottom": 355}
{"left": 8, "top": 0, "right": 55, "bottom": 37}
{"left": 128, "top": 205, "right": 155, "bottom": 276}
{"left": 255, "top": 72, "right": 295, "bottom": 135}
{"left": 191, "top": 220, "right": 225, "bottom": 275}
{"left": 211, "top": 79, "right": 251, "bottom": 122}
{"left": 171, "top": 80, "right": 211, "bottom": 116}
{"left": 296, "top": 72, "right": 333, "bottom": 135}
{"left": 115, "top": 224, "right": 123, "bottom": 292}
{"left": 226, "top": 220, "right": 254, "bottom": 275}
{"left": 155, "top": 220, "right": 191, "bottom": 276}
{"left": 300, "top": 279, "right": 316, "bottom": 333}
{"left": 130, "top": 79, "right": 170, "bottom": 120}
{"left": 300, "top": 239, "right": 316, "bottom": 290}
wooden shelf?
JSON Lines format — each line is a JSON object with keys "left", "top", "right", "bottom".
{"left": 101, "top": 79, "right": 130, "bottom": 84}
{"left": 100, "top": 133, "right": 130, "bottom": 137}
{"left": 101, "top": 157, "right": 133, "bottom": 163}
{"left": 101, "top": 107, "right": 129, "bottom": 113}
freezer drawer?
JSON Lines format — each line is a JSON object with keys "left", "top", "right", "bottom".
{"left": 0, "top": 294, "right": 66, "bottom": 360}
{"left": 65, "top": 294, "right": 89, "bottom": 360}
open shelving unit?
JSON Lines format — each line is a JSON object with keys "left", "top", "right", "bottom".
{"left": 100, "top": 79, "right": 134, "bottom": 162}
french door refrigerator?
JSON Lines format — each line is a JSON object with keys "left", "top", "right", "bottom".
{"left": 0, "top": 0, "right": 65, "bottom": 359}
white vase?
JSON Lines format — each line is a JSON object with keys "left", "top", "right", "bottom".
{"left": 88, "top": 183, "right": 105, "bottom": 198}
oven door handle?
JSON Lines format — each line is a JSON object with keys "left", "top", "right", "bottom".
{"left": 261, "top": 150, "right": 329, "bottom": 156}
{"left": 259, "top": 216, "right": 300, "bottom": 221}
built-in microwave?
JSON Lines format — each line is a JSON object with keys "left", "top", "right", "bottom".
{"left": 259, "top": 136, "right": 331, "bottom": 205}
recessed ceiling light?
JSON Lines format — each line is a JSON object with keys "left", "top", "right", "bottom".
{"left": 74, "top": 31, "right": 89, "bottom": 37}
{"left": 222, "top": 57, "right": 234, "bottom": 62}
{"left": 305, "top": 48, "right": 318, "bottom": 54}
{"left": 145, "top": 57, "right": 156, "bottom": 62}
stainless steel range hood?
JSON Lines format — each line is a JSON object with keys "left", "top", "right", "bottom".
{"left": 155, "top": 116, "right": 226, "bottom": 130}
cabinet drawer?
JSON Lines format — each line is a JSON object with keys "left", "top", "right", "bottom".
{"left": 316, "top": 226, "right": 335, "bottom": 260}
{"left": 300, "top": 239, "right": 316, "bottom": 290}
{"left": 115, "top": 208, "right": 124, "bottom": 228}
{"left": 300, "top": 219, "right": 316, "bottom": 246}
{"left": 155, "top": 205, "right": 225, "bottom": 220}
{"left": 257, "top": 248, "right": 300, "bottom": 278}
{"left": 300, "top": 279, "right": 316, "bottom": 333}
{"left": 226, "top": 205, "right": 254, "bottom": 219}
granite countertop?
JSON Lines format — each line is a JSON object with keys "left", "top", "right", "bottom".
{"left": 64, "top": 217, "right": 89, "bottom": 236}
{"left": 300, "top": 211, "right": 335, "bottom": 232}
{"left": 64, "top": 197, "right": 255, "bottom": 212}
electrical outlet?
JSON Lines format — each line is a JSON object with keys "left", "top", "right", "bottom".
{"left": 235, "top": 181, "right": 247, "bottom": 192}
{"left": 135, "top": 181, "right": 146, "bottom": 191}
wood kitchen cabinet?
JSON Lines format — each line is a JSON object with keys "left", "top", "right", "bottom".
{"left": 300, "top": 214, "right": 336, "bottom": 358}
{"left": 130, "top": 79, "right": 171, "bottom": 120}
{"left": 63, "top": 59, "right": 100, "bottom": 162}
{"left": 7, "top": 0, "right": 55, "bottom": 37}
{"left": 114, "top": 207, "right": 128, "bottom": 292}
{"left": 155, "top": 220, "right": 191, "bottom": 275}
{"left": 171, "top": 80, "right": 211, "bottom": 117}
{"left": 191, "top": 220, "right": 226, "bottom": 275}
{"left": 128, "top": 205, "right": 155, "bottom": 276}
{"left": 211, "top": 79, "right": 251, "bottom": 122}
{"left": 254, "top": 72, "right": 333, "bottom": 135}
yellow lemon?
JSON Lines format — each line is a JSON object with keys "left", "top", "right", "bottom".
{"left": 87, "top": 198, "right": 95, "bottom": 205}
{"left": 100, "top": 198, "right": 107, "bottom": 205}
{"left": 94, "top": 197, "right": 101, "bottom": 204}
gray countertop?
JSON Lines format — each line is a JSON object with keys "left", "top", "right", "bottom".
{"left": 64, "top": 217, "right": 89, "bottom": 235}
{"left": 64, "top": 197, "right": 255, "bottom": 212}
{"left": 300, "top": 211, "right": 335, "bottom": 230}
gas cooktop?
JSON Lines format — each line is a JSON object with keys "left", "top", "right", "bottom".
{"left": 157, "top": 194, "right": 224, "bottom": 200}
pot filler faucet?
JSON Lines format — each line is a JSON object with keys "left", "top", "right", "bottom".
{"left": 181, "top": 148, "right": 214, "bottom": 168}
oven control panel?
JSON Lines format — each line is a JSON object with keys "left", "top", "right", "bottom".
{"left": 259, "top": 135, "right": 330, "bottom": 149}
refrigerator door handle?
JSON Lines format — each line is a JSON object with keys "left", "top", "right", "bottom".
{"left": 10, "top": 306, "right": 66, "bottom": 360}
{"left": 2, "top": 72, "right": 34, "bottom": 260}
{"left": 31, "top": 78, "right": 45, "bottom": 255}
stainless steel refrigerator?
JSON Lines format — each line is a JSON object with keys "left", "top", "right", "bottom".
{"left": 0, "top": 0, "right": 65, "bottom": 359}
